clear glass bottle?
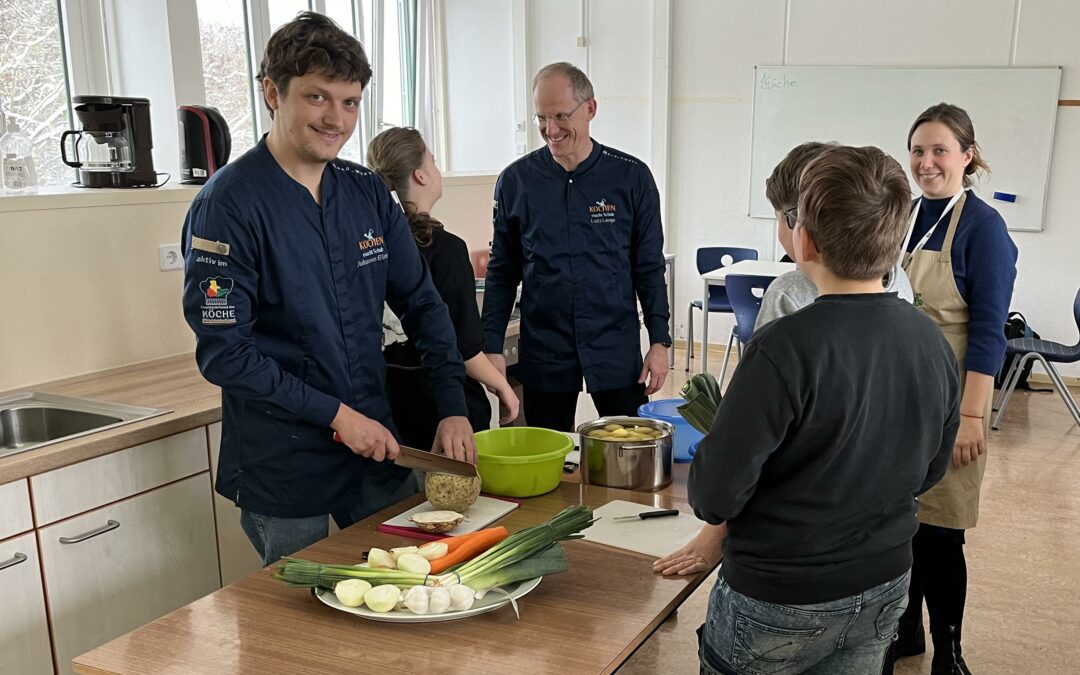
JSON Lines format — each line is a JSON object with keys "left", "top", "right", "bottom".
{"left": 1, "top": 114, "right": 38, "bottom": 194}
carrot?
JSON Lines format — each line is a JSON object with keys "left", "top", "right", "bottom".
{"left": 428, "top": 526, "right": 508, "bottom": 574}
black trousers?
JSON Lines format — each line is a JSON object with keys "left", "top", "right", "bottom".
{"left": 522, "top": 383, "right": 648, "bottom": 432}
{"left": 902, "top": 523, "right": 968, "bottom": 651}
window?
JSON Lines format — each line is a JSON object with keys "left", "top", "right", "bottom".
{"left": 192, "top": 1, "right": 417, "bottom": 167}
{"left": 0, "top": 0, "right": 74, "bottom": 187}
{"left": 196, "top": 0, "right": 257, "bottom": 158}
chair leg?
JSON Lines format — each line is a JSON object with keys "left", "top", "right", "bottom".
{"left": 1036, "top": 356, "right": 1080, "bottom": 429}
{"left": 685, "top": 304, "right": 695, "bottom": 371}
{"left": 992, "top": 352, "right": 1037, "bottom": 430}
{"left": 718, "top": 326, "right": 737, "bottom": 391}
{"left": 993, "top": 357, "right": 1022, "bottom": 411}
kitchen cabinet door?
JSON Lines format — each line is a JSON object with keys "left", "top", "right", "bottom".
{"left": 39, "top": 473, "right": 219, "bottom": 673}
{"left": 207, "top": 422, "right": 264, "bottom": 585}
{"left": 0, "top": 532, "right": 54, "bottom": 675}
{"left": 0, "top": 478, "right": 33, "bottom": 540}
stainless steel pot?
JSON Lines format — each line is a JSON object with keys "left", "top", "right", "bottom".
{"left": 575, "top": 416, "right": 674, "bottom": 491}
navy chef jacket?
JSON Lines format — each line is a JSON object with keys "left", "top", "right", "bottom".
{"left": 482, "top": 142, "right": 670, "bottom": 392}
{"left": 181, "top": 139, "right": 467, "bottom": 518}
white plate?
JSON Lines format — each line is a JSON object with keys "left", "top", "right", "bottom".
{"left": 313, "top": 576, "right": 542, "bottom": 623}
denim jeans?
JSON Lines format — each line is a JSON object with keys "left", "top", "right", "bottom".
{"left": 240, "top": 469, "right": 420, "bottom": 567}
{"left": 698, "top": 569, "right": 910, "bottom": 675}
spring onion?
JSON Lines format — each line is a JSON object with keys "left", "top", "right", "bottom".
{"left": 274, "top": 505, "right": 594, "bottom": 592}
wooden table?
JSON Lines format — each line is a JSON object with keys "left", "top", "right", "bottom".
{"left": 73, "top": 480, "right": 706, "bottom": 675}
{"left": 698, "top": 260, "right": 795, "bottom": 373}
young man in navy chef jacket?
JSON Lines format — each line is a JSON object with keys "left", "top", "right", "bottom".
{"left": 482, "top": 62, "right": 671, "bottom": 431}
{"left": 180, "top": 12, "right": 475, "bottom": 566}
{"left": 689, "top": 146, "right": 960, "bottom": 674}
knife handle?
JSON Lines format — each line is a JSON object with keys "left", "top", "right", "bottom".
{"left": 640, "top": 509, "right": 680, "bottom": 519}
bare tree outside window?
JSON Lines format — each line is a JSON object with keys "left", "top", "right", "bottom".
{"left": 197, "top": 0, "right": 257, "bottom": 159}
{"left": 0, "top": 0, "right": 73, "bottom": 187}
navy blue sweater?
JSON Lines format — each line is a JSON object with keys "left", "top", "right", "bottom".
{"left": 482, "top": 141, "right": 670, "bottom": 392}
{"left": 908, "top": 192, "right": 1018, "bottom": 375}
{"left": 182, "top": 139, "right": 466, "bottom": 517}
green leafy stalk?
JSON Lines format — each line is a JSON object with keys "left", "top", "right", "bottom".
{"left": 274, "top": 557, "right": 428, "bottom": 590}
{"left": 462, "top": 543, "right": 569, "bottom": 593}
{"left": 678, "top": 373, "right": 721, "bottom": 434}
{"left": 450, "top": 505, "right": 593, "bottom": 585}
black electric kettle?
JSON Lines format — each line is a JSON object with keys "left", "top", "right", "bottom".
{"left": 178, "top": 105, "right": 231, "bottom": 184}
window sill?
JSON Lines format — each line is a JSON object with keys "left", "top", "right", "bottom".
{"left": 0, "top": 173, "right": 496, "bottom": 214}
{"left": 0, "top": 183, "right": 201, "bottom": 214}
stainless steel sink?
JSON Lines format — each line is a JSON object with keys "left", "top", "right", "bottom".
{"left": 0, "top": 392, "right": 168, "bottom": 459}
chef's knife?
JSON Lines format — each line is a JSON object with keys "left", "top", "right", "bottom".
{"left": 395, "top": 444, "right": 479, "bottom": 478}
{"left": 333, "top": 432, "right": 478, "bottom": 478}
{"left": 612, "top": 509, "right": 680, "bottom": 521}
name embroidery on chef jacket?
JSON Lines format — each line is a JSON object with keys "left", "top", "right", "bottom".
{"left": 357, "top": 228, "right": 388, "bottom": 268}
{"left": 199, "top": 277, "right": 237, "bottom": 325}
{"left": 588, "top": 198, "right": 618, "bottom": 225}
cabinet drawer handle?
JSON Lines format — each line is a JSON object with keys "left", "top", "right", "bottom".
{"left": 0, "top": 552, "right": 28, "bottom": 571}
{"left": 59, "top": 519, "right": 120, "bottom": 544}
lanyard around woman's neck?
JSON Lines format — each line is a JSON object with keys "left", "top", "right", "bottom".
{"left": 900, "top": 189, "right": 966, "bottom": 264}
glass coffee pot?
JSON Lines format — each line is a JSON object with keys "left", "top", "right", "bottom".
{"left": 61, "top": 129, "right": 133, "bottom": 172}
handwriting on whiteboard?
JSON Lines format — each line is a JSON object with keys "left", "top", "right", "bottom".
{"left": 759, "top": 72, "right": 799, "bottom": 90}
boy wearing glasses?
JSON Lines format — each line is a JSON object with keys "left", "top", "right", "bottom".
{"left": 757, "top": 142, "right": 913, "bottom": 329}
{"left": 689, "top": 146, "right": 960, "bottom": 674}
{"left": 481, "top": 62, "right": 670, "bottom": 431}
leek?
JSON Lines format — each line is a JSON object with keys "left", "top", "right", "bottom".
{"left": 678, "top": 373, "right": 722, "bottom": 434}
{"left": 447, "top": 505, "right": 593, "bottom": 587}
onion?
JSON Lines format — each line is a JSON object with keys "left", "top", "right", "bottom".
{"left": 396, "top": 553, "right": 432, "bottom": 575}
{"left": 363, "top": 584, "right": 401, "bottom": 613}
{"left": 333, "top": 579, "right": 372, "bottom": 607}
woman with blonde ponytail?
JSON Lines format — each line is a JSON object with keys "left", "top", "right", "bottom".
{"left": 368, "top": 128, "right": 519, "bottom": 447}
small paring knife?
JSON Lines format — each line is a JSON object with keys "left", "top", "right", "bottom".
{"left": 612, "top": 509, "right": 680, "bottom": 521}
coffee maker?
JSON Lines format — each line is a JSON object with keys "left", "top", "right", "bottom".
{"left": 60, "top": 95, "right": 158, "bottom": 188}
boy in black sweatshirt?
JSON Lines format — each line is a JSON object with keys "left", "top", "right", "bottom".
{"left": 691, "top": 145, "right": 960, "bottom": 675}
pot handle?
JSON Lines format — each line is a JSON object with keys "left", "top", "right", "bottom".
{"left": 617, "top": 442, "right": 658, "bottom": 459}
{"left": 60, "top": 130, "right": 82, "bottom": 168}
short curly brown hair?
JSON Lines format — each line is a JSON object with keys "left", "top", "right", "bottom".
{"left": 256, "top": 11, "right": 372, "bottom": 115}
{"left": 797, "top": 146, "right": 911, "bottom": 281}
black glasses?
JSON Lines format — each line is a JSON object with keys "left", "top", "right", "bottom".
{"left": 782, "top": 206, "right": 798, "bottom": 229}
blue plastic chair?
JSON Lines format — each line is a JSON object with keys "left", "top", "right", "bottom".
{"left": 992, "top": 288, "right": 1080, "bottom": 430}
{"left": 718, "top": 274, "right": 775, "bottom": 386}
{"left": 685, "top": 247, "right": 758, "bottom": 371}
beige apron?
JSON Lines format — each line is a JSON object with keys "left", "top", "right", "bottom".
{"left": 902, "top": 191, "right": 989, "bottom": 530}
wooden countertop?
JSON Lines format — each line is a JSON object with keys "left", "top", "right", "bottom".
{"left": 73, "top": 479, "right": 706, "bottom": 675}
{"left": 0, "top": 355, "right": 219, "bottom": 484}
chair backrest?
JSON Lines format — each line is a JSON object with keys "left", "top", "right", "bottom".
{"left": 1072, "top": 287, "right": 1080, "bottom": 347}
{"left": 725, "top": 274, "right": 775, "bottom": 345}
{"left": 697, "top": 247, "right": 758, "bottom": 305}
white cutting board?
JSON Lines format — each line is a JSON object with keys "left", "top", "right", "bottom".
{"left": 381, "top": 496, "right": 517, "bottom": 534}
{"left": 582, "top": 500, "right": 706, "bottom": 558}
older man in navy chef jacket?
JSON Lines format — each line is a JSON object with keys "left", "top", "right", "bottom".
{"left": 180, "top": 13, "right": 474, "bottom": 566}
{"left": 482, "top": 62, "right": 671, "bottom": 432}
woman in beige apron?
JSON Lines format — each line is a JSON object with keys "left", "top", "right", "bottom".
{"left": 893, "top": 104, "right": 1018, "bottom": 675}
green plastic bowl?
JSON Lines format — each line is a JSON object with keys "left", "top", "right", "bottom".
{"left": 474, "top": 427, "right": 574, "bottom": 498}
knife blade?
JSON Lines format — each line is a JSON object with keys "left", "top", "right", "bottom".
{"left": 394, "top": 444, "right": 479, "bottom": 478}
{"left": 332, "top": 432, "right": 478, "bottom": 478}
{"left": 612, "top": 509, "right": 680, "bottom": 521}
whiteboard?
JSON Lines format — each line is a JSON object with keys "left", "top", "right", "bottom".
{"left": 749, "top": 66, "right": 1062, "bottom": 232}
